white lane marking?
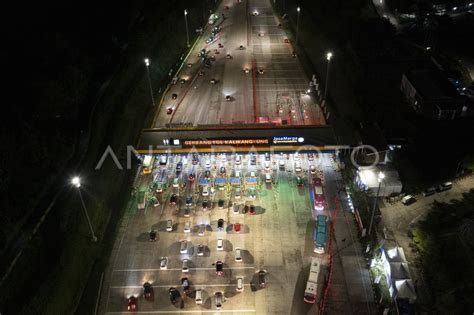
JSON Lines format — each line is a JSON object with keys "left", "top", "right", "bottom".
{"left": 112, "top": 266, "right": 255, "bottom": 272}
{"left": 106, "top": 310, "right": 256, "bottom": 314}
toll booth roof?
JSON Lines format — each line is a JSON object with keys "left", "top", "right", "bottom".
{"left": 230, "top": 178, "right": 241, "bottom": 185}
{"left": 215, "top": 178, "right": 226, "bottom": 184}
{"left": 246, "top": 177, "right": 258, "bottom": 185}
{"left": 198, "top": 178, "right": 209, "bottom": 185}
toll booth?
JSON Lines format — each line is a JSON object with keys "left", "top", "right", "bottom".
{"left": 198, "top": 178, "right": 209, "bottom": 186}
{"left": 215, "top": 178, "right": 227, "bottom": 191}
{"left": 245, "top": 177, "right": 258, "bottom": 186}
{"left": 230, "top": 177, "right": 241, "bottom": 186}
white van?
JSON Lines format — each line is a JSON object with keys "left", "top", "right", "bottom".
{"left": 159, "top": 155, "right": 168, "bottom": 165}
{"left": 217, "top": 238, "right": 224, "bottom": 251}
{"left": 279, "top": 160, "right": 285, "bottom": 170}
{"left": 235, "top": 247, "right": 242, "bottom": 262}
{"left": 202, "top": 185, "right": 209, "bottom": 196}
{"left": 195, "top": 288, "right": 203, "bottom": 304}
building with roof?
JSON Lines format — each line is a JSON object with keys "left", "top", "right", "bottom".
{"left": 401, "top": 68, "right": 468, "bottom": 120}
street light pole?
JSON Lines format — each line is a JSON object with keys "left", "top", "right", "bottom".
{"left": 368, "top": 172, "right": 384, "bottom": 237}
{"left": 144, "top": 58, "right": 155, "bottom": 107}
{"left": 72, "top": 177, "right": 98, "bottom": 242}
{"left": 296, "top": 7, "right": 301, "bottom": 46}
{"left": 184, "top": 9, "right": 190, "bottom": 47}
{"left": 324, "top": 52, "right": 332, "bottom": 101}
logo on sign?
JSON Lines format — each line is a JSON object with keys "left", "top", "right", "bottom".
{"left": 272, "top": 136, "right": 304, "bottom": 144}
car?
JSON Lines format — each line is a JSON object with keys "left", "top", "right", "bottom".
{"left": 249, "top": 205, "right": 256, "bottom": 215}
{"left": 218, "top": 42, "right": 223, "bottom": 48}
{"left": 243, "top": 205, "right": 249, "bottom": 214}
{"left": 192, "top": 155, "right": 199, "bottom": 164}
{"left": 279, "top": 159, "right": 285, "bottom": 170}
{"left": 182, "top": 259, "right": 189, "bottom": 273}
{"left": 422, "top": 187, "right": 437, "bottom": 197}
{"left": 239, "top": 45, "right": 245, "bottom": 50}
{"left": 171, "top": 93, "right": 178, "bottom": 100}
{"left": 284, "top": 38, "right": 289, "bottom": 43}
{"left": 244, "top": 68, "right": 250, "bottom": 73}
{"left": 401, "top": 195, "right": 416, "bottom": 206}
{"left": 234, "top": 223, "right": 241, "bottom": 233}
{"left": 172, "top": 178, "right": 179, "bottom": 188}
{"left": 198, "top": 224, "right": 206, "bottom": 236}
{"left": 127, "top": 296, "right": 137, "bottom": 311}
{"left": 159, "top": 155, "right": 168, "bottom": 165}
{"left": 293, "top": 153, "right": 300, "bottom": 161}
{"left": 156, "top": 183, "right": 164, "bottom": 193}
{"left": 236, "top": 276, "right": 244, "bottom": 292}
{"left": 235, "top": 188, "right": 241, "bottom": 199}
{"left": 220, "top": 166, "right": 226, "bottom": 174}
{"left": 235, "top": 247, "right": 242, "bottom": 261}
{"left": 149, "top": 230, "right": 157, "bottom": 241}
{"left": 166, "top": 107, "right": 173, "bottom": 115}
{"left": 250, "top": 171, "right": 256, "bottom": 177}
{"left": 235, "top": 155, "right": 241, "bottom": 164}
{"left": 248, "top": 188, "right": 256, "bottom": 199}
{"left": 197, "top": 244, "right": 205, "bottom": 256}
{"left": 235, "top": 170, "right": 241, "bottom": 177}
{"left": 185, "top": 196, "right": 193, "bottom": 206}
{"left": 215, "top": 260, "right": 224, "bottom": 276}
{"left": 202, "top": 186, "right": 210, "bottom": 196}
{"left": 176, "top": 162, "right": 183, "bottom": 173}
{"left": 188, "top": 173, "right": 195, "bottom": 181}
{"left": 217, "top": 219, "right": 224, "bottom": 230}
{"left": 180, "top": 240, "right": 188, "bottom": 254}
{"left": 215, "top": 292, "right": 223, "bottom": 310}
{"left": 187, "top": 62, "right": 192, "bottom": 67}
{"left": 160, "top": 257, "right": 168, "bottom": 270}
{"left": 184, "top": 207, "right": 191, "bottom": 217}
{"left": 264, "top": 153, "right": 270, "bottom": 161}
{"left": 225, "top": 95, "right": 231, "bottom": 101}
{"left": 258, "top": 68, "right": 264, "bottom": 75}
{"left": 169, "top": 288, "right": 180, "bottom": 304}
{"left": 258, "top": 32, "right": 265, "bottom": 37}
{"left": 264, "top": 161, "right": 271, "bottom": 171}
{"left": 180, "top": 78, "right": 186, "bottom": 84}
{"left": 253, "top": 10, "right": 259, "bottom": 16}
{"left": 205, "top": 159, "right": 212, "bottom": 168}
{"left": 184, "top": 221, "right": 191, "bottom": 233}
{"left": 166, "top": 219, "right": 173, "bottom": 232}
{"left": 258, "top": 270, "right": 267, "bottom": 288}
{"left": 143, "top": 282, "right": 153, "bottom": 299}
{"left": 296, "top": 176, "right": 304, "bottom": 187}
{"left": 233, "top": 203, "right": 240, "bottom": 214}
{"left": 437, "top": 182, "right": 453, "bottom": 192}
{"left": 294, "top": 162, "right": 302, "bottom": 172}
{"left": 265, "top": 173, "right": 272, "bottom": 183}
{"left": 210, "top": 78, "right": 217, "bottom": 84}
{"left": 225, "top": 5, "right": 229, "bottom": 9}
{"left": 217, "top": 238, "right": 224, "bottom": 251}
{"left": 153, "top": 198, "right": 160, "bottom": 207}
{"left": 218, "top": 199, "right": 225, "bottom": 208}
{"left": 204, "top": 170, "right": 211, "bottom": 179}
{"left": 226, "top": 53, "right": 232, "bottom": 59}
{"left": 310, "top": 165, "right": 316, "bottom": 174}
{"left": 195, "top": 288, "right": 203, "bottom": 304}
{"left": 181, "top": 277, "right": 190, "bottom": 293}
{"left": 250, "top": 155, "right": 256, "bottom": 165}
{"left": 170, "top": 194, "right": 178, "bottom": 205}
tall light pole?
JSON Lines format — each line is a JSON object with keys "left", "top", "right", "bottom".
{"left": 71, "top": 177, "right": 98, "bottom": 242}
{"left": 296, "top": 7, "right": 301, "bottom": 46}
{"left": 144, "top": 58, "right": 155, "bottom": 107}
{"left": 324, "top": 52, "right": 333, "bottom": 101}
{"left": 184, "top": 9, "right": 190, "bottom": 47}
{"left": 368, "top": 172, "right": 384, "bottom": 237}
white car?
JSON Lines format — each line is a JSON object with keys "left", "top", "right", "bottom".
{"left": 166, "top": 219, "right": 173, "bottom": 232}
{"left": 217, "top": 238, "right": 224, "bottom": 251}
{"left": 235, "top": 155, "right": 241, "bottom": 164}
{"left": 172, "top": 178, "right": 179, "bottom": 187}
{"left": 295, "top": 162, "right": 302, "bottom": 172}
{"left": 195, "top": 288, "right": 203, "bottom": 304}
{"left": 160, "top": 257, "right": 168, "bottom": 270}
{"left": 235, "top": 247, "right": 242, "bottom": 262}
{"left": 180, "top": 240, "right": 188, "bottom": 254}
{"left": 293, "top": 153, "right": 300, "bottom": 161}
{"left": 198, "top": 224, "right": 206, "bottom": 236}
{"left": 205, "top": 160, "right": 211, "bottom": 168}
{"left": 264, "top": 161, "right": 271, "bottom": 170}
{"left": 310, "top": 165, "right": 316, "bottom": 174}
{"left": 250, "top": 171, "right": 256, "bottom": 177}
{"left": 236, "top": 276, "right": 244, "bottom": 292}
{"left": 182, "top": 259, "right": 189, "bottom": 273}
{"left": 184, "top": 221, "right": 191, "bottom": 233}
{"left": 202, "top": 186, "right": 209, "bottom": 196}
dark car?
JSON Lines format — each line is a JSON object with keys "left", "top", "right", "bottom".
{"left": 166, "top": 107, "right": 173, "bottom": 115}
{"left": 218, "top": 199, "right": 225, "bottom": 208}
{"left": 181, "top": 277, "right": 190, "bottom": 293}
{"left": 296, "top": 176, "right": 304, "bottom": 187}
{"left": 170, "top": 194, "right": 178, "bottom": 205}
{"left": 185, "top": 196, "right": 193, "bottom": 206}
{"left": 217, "top": 218, "right": 224, "bottom": 230}
{"left": 216, "top": 260, "right": 224, "bottom": 276}
{"left": 171, "top": 93, "right": 178, "bottom": 100}
{"left": 250, "top": 155, "right": 256, "bottom": 165}
{"left": 220, "top": 166, "right": 226, "bottom": 174}
{"left": 192, "top": 154, "right": 199, "bottom": 164}
{"left": 143, "top": 282, "right": 153, "bottom": 299}
{"left": 204, "top": 170, "right": 211, "bottom": 179}
{"left": 225, "top": 95, "right": 231, "bottom": 101}
{"left": 149, "top": 230, "right": 157, "bottom": 241}
{"left": 128, "top": 296, "right": 137, "bottom": 311}
{"left": 184, "top": 207, "right": 191, "bottom": 217}
{"left": 202, "top": 199, "right": 209, "bottom": 210}
{"left": 258, "top": 270, "right": 266, "bottom": 288}
{"left": 249, "top": 205, "right": 256, "bottom": 215}
{"left": 243, "top": 205, "right": 249, "bottom": 214}
{"left": 264, "top": 153, "right": 270, "bottom": 161}
{"left": 179, "top": 78, "right": 186, "bottom": 84}
{"left": 169, "top": 288, "right": 180, "bottom": 304}
{"left": 176, "top": 162, "right": 182, "bottom": 174}
{"left": 422, "top": 187, "right": 436, "bottom": 197}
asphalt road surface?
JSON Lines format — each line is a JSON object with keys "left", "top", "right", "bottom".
{"left": 154, "top": 0, "right": 325, "bottom": 127}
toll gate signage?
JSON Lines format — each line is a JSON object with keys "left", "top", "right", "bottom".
{"left": 272, "top": 136, "right": 304, "bottom": 144}
{"left": 183, "top": 139, "right": 269, "bottom": 146}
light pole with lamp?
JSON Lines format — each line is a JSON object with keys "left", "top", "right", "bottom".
{"left": 184, "top": 9, "right": 190, "bottom": 47}
{"left": 144, "top": 58, "right": 155, "bottom": 107}
{"left": 71, "top": 177, "right": 98, "bottom": 242}
{"left": 324, "top": 52, "right": 332, "bottom": 101}
{"left": 368, "top": 172, "right": 384, "bottom": 237}
{"left": 296, "top": 7, "right": 301, "bottom": 46}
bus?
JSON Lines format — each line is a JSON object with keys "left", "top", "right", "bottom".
{"left": 313, "top": 215, "right": 328, "bottom": 254}
{"left": 137, "top": 189, "right": 147, "bottom": 210}
{"left": 312, "top": 177, "right": 325, "bottom": 211}
{"left": 304, "top": 256, "right": 324, "bottom": 304}
{"left": 142, "top": 155, "right": 154, "bottom": 174}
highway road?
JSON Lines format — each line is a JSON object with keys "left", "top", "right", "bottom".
{"left": 154, "top": 0, "right": 325, "bottom": 128}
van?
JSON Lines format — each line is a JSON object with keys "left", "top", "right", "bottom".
{"left": 180, "top": 240, "right": 188, "bottom": 254}
{"left": 182, "top": 259, "right": 189, "bottom": 273}
{"left": 265, "top": 173, "right": 272, "bottom": 183}
{"left": 159, "top": 155, "right": 168, "bottom": 165}
{"left": 214, "top": 292, "right": 223, "bottom": 310}
{"left": 279, "top": 160, "right": 285, "bottom": 170}
{"left": 166, "top": 219, "right": 173, "bottom": 232}
{"left": 217, "top": 238, "right": 224, "bottom": 251}
{"left": 295, "top": 162, "right": 302, "bottom": 172}
{"left": 195, "top": 289, "right": 203, "bottom": 304}
{"left": 236, "top": 277, "right": 244, "bottom": 292}
{"left": 437, "top": 182, "right": 452, "bottom": 192}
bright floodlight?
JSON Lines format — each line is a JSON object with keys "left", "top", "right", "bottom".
{"left": 184, "top": 9, "right": 187, "bottom": 15}
{"left": 72, "top": 176, "right": 81, "bottom": 188}
{"left": 378, "top": 172, "right": 385, "bottom": 182}
{"left": 144, "top": 58, "right": 149, "bottom": 66}
{"left": 326, "top": 52, "right": 333, "bottom": 60}
{"left": 297, "top": 6, "right": 300, "bottom": 12}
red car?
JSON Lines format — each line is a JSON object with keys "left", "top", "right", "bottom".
{"left": 234, "top": 223, "right": 241, "bottom": 233}
{"left": 127, "top": 296, "right": 137, "bottom": 311}
{"left": 166, "top": 107, "right": 173, "bottom": 115}
{"left": 249, "top": 205, "right": 256, "bottom": 215}
{"left": 188, "top": 173, "right": 195, "bottom": 181}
